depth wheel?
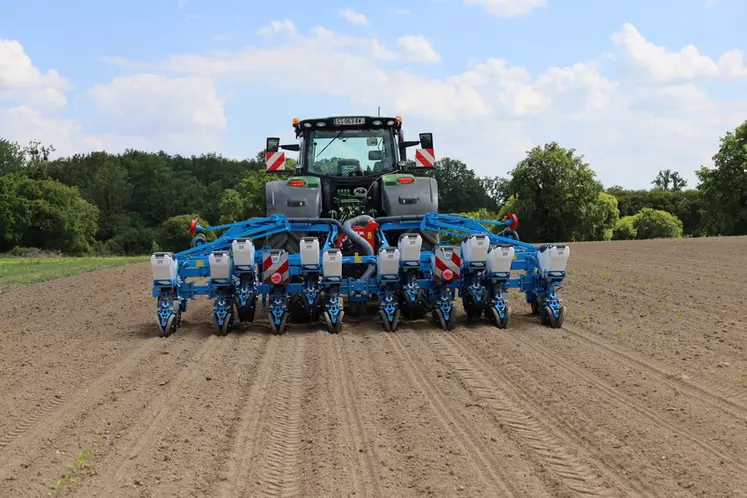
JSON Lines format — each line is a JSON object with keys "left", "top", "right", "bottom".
{"left": 490, "top": 306, "right": 511, "bottom": 329}
{"left": 379, "top": 309, "right": 400, "bottom": 332}
{"left": 270, "top": 312, "right": 288, "bottom": 335}
{"left": 530, "top": 296, "right": 539, "bottom": 315}
{"left": 157, "top": 314, "right": 176, "bottom": 338}
{"left": 324, "top": 310, "right": 344, "bottom": 334}
{"left": 546, "top": 305, "right": 565, "bottom": 329}
{"left": 434, "top": 308, "right": 456, "bottom": 331}
{"left": 219, "top": 312, "right": 233, "bottom": 336}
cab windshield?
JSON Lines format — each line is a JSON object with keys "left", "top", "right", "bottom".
{"left": 305, "top": 128, "right": 396, "bottom": 177}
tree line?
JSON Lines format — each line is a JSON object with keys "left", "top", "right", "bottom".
{"left": 1, "top": 119, "right": 745, "bottom": 254}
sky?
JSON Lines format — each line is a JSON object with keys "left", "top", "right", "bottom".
{"left": 1, "top": 0, "right": 745, "bottom": 189}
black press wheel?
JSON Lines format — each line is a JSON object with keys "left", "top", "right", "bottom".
{"left": 530, "top": 295, "right": 539, "bottom": 315}
{"left": 490, "top": 306, "right": 511, "bottom": 329}
{"left": 545, "top": 305, "right": 565, "bottom": 329}
{"left": 158, "top": 314, "right": 177, "bottom": 338}
{"left": 434, "top": 308, "right": 456, "bottom": 331}
{"left": 324, "top": 310, "right": 344, "bottom": 334}
{"left": 379, "top": 309, "right": 400, "bottom": 332}
{"left": 269, "top": 312, "right": 288, "bottom": 335}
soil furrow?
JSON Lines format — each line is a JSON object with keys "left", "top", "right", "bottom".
{"left": 429, "top": 331, "right": 620, "bottom": 497}
{"left": 329, "top": 334, "right": 383, "bottom": 497}
{"left": 386, "top": 330, "right": 518, "bottom": 497}
{"left": 563, "top": 323, "right": 747, "bottom": 416}
{"left": 86, "top": 334, "right": 231, "bottom": 495}
{"left": 217, "top": 336, "right": 281, "bottom": 497}
{"left": 496, "top": 320, "right": 747, "bottom": 493}
{"left": 249, "top": 334, "right": 307, "bottom": 497}
{"left": 0, "top": 338, "right": 160, "bottom": 460}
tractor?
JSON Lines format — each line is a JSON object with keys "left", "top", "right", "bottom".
{"left": 149, "top": 115, "right": 570, "bottom": 336}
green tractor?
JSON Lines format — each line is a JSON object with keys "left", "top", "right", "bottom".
{"left": 264, "top": 115, "right": 440, "bottom": 255}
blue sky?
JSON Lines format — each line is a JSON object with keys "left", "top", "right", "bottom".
{"left": 1, "top": 0, "right": 745, "bottom": 189}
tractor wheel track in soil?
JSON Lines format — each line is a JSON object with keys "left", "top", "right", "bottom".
{"left": 385, "top": 330, "right": 518, "bottom": 497}
{"left": 217, "top": 334, "right": 307, "bottom": 498}
{"left": 88, "top": 334, "right": 234, "bottom": 496}
{"left": 497, "top": 321, "right": 747, "bottom": 477}
{"left": 560, "top": 323, "right": 747, "bottom": 418}
{"left": 419, "top": 329, "right": 622, "bottom": 497}
{"left": 328, "top": 334, "right": 383, "bottom": 497}
{"left": 0, "top": 339, "right": 161, "bottom": 462}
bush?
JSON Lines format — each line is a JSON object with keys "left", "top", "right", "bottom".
{"left": 634, "top": 208, "right": 683, "bottom": 239}
{"left": 612, "top": 216, "right": 637, "bottom": 240}
{"left": 0, "top": 173, "right": 99, "bottom": 254}
{"left": 158, "top": 213, "right": 216, "bottom": 252}
{"left": 106, "top": 226, "right": 159, "bottom": 255}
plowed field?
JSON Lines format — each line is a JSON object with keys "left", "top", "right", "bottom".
{"left": 1, "top": 236, "right": 746, "bottom": 497}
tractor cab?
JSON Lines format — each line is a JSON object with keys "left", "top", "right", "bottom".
{"left": 265, "top": 115, "right": 434, "bottom": 178}
{"left": 264, "top": 115, "right": 440, "bottom": 262}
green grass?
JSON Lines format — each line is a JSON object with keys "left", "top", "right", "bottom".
{"left": 0, "top": 255, "right": 146, "bottom": 293}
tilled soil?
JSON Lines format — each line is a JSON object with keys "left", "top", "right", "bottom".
{"left": 1, "top": 237, "right": 746, "bottom": 497}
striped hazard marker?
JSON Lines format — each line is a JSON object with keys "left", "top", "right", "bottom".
{"left": 262, "top": 250, "right": 290, "bottom": 283}
{"left": 415, "top": 148, "right": 435, "bottom": 167}
{"left": 265, "top": 151, "right": 286, "bottom": 171}
{"left": 433, "top": 246, "right": 461, "bottom": 280}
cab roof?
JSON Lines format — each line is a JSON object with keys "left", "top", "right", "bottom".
{"left": 292, "top": 115, "right": 403, "bottom": 137}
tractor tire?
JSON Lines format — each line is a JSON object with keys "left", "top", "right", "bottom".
{"left": 267, "top": 232, "right": 303, "bottom": 254}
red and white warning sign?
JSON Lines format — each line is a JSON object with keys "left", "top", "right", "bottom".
{"left": 432, "top": 246, "right": 461, "bottom": 280}
{"left": 262, "top": 250, "right": 290, "bottom": 283}
{"left": 265, "top": 151, "right": 286, "bottom": 171}
{"left": 415, "top": 148, "right": 434, "bottom": 168}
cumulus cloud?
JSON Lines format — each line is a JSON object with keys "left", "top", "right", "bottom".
{"left": 396, "top": 36, "right": 441, "bottom": 63}
{"left": 612, "top": 23, "right": 747, "bottom": 82}
{"left": 258, "top": 19, "right": 297, "bottom": 37}
{"left": 88, "top": 74, "right": 226, "bottom": 137}
{"left": 0, "top": 39, "right": 71, "bottom": 108}
{"left": 463, "top": 0, "right": 547, "bottom": 17}
{"left": 339, "top": 8, "right": 369, "bottom": 26}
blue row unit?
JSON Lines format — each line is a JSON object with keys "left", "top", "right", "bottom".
{"left": 149, "top": 213, "right": 570, "bottom": 337}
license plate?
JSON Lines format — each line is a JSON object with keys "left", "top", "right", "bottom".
{"left": 334, "top": 117, "right": 365, "bottom": 125}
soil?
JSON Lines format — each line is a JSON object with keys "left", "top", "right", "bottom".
{"left": 1, "top": 236, "right": 746, "bottom": 497}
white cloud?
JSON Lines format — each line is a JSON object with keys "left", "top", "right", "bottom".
{"left": 0, "top": 105, "right": 85, "bottom": 156}
{"left": 88, "top": 74, "right": 227, "bottom": 137}
{"left": 339, "top": 8, "right": 369, "bottom": 27}
{"left": 392, "top": 8, "right": 410, "bottom": 15}
{"left": 463, "top": 0, "right": 547, "bottom": 17}
{"left": 612, "top": 23, "right": 747, "bottom": 82}
{"left": 0, "top": 39, "right": 71, "bottom": 108}
{"left": 258, "top": 19, "right": 297, "bottom": 37}
{"left": 396, "top": 36, "right": 441, "bottom": 63}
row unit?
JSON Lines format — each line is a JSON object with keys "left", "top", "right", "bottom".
{"left": 150, "top": 234, "right": 570, "bottom": 284}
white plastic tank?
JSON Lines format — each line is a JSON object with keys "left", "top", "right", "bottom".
{"left": 397, "top": 233, "right": 422, "bottom": 265}
{"left": 232, "top": 238, "right": 255, "bottom": 269}
{"left": 461, "top": 234, "right": 490, "bottom": 266}
{"left": 299, "top": 237, "right": 320, "bottom": 268}
{"left": 209, "top": 250, "right": 233, "bottom": 279}
{"left": 487, "top": 244, "right": 514, "bottom": 274}
{"left": 151, "top": 252, "right": 177, "bottom": 282}
{"left": 377, "top": 247, "right": 400, "bottom": 278}
{"left": 537, "top": 244, "right": 571, "bottom": 273}
{"left": 322, "top": 248, "right": 343, "bottom": 280}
